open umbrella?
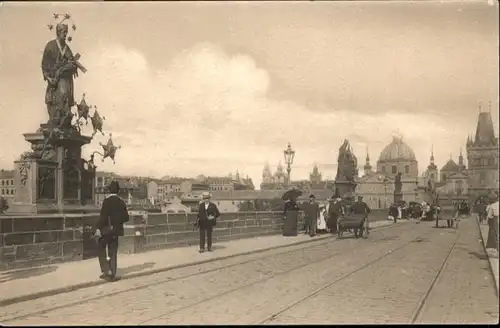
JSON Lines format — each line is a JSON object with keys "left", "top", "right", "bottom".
{"left": 281, "top": 186, "right": 302, "bottom": 201}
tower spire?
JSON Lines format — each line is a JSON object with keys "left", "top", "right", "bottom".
{"left": 431, "top": 145, "right": 435, "bottom": 163}
{"left": 363, "top": 145, "right": 372, "bottom": 175}
{"left": 458, "top": 147, "right": 465, "bottom": 169}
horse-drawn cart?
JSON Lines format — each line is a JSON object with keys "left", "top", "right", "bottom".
{"left": 337, "top": 213, "right": 367, "bottom": 238}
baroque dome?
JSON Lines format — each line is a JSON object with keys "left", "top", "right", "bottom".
{"left": 378, "top": 136, "right": 416, "bottom": 162}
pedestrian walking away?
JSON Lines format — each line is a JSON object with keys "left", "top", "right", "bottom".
{"left": 351, "top": 196, "right": 371, "bottom": 237}
{"left": 196, "top": 192, "right": 221, "bottom": 253}
{"left": 92, "top": 180, "right": 129, "bottom": 282}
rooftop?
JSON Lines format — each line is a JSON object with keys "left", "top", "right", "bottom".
{"left": 0, "top": 169, "right": 14, "bottom": 179}
{"left": 441, "top": 159, "right": 460, "bottom": 172}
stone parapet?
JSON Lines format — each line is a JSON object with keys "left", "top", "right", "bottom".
{"left": 0, "top": 211, "right": 305, "bottom": 270}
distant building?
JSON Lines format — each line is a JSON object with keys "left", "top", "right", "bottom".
{"left": 161, "top": 196, "right": 191, "bottom": 214}
{"left": 203, "top": 171, "right": 255, "bottom": 192}
{"left": 261, "top": 163, "right": 333, "bottom": 192}
{"left": 357, "top": 136, "right": 419, "bottom": 209}
{"left": 0, "top": 169, "right": 15, "bottom": 204}
{"left": 94, "top": 171, "right": 147, "bottom": 207}
{"left": 466, "top": 110, "right": 499, "bottom": 203}
{"left": 260, "top": 162, "right": 288, "bottom": 190}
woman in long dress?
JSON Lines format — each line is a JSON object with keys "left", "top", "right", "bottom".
{"left": 317, "top": 204, "right": 328, "bottom": 233}
{"left": 486, "top": 200, "right": 499, "bottom": 251}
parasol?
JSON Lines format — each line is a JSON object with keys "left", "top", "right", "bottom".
{"left": 281, "top": 186, "right": 302, "bottom": 201}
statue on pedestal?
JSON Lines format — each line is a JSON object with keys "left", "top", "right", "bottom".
{"left": 394, "top": 172, "right": 403, "bottom": 203}
{"left": 8, "top": 13, "right": 121, "bottom": 215}
{"left": 394, "top": 172, "right": 402, "bottom": 194}
{"left": 334, "top": 139, "right": 359, "bottom": 199}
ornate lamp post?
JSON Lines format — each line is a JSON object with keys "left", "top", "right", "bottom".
{"left": 284, "top": 143, "right": 295, "bottom": 186}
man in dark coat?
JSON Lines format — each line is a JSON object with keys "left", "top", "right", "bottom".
{"left": 476, "top": 199, "right": 487, "bottom": 224}
{"left": 327, "top": 197, "right": 343, "bottom": 234}
{"left": 351, "top": 196, "right": 371, "bottom": 235}
{"left": 304, "top": 194, "right": 320, "bottom": 237}
{"left": 389, "top": 203, "right": 399, "bottom": 223}
{"left": 93, "top": 180, "right": 129, "bottom": 281}
{"left": 197, "top": 192, "right": 220, "bottom": 253}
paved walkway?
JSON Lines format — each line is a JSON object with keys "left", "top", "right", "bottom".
{"left": 477, "top": 218, "right": 499, "bottom": 294}
{"left": 0, "top": 220, "right": 399, "bottom": 306}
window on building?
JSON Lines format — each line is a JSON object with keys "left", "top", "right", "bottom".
{"left": 1, "top": 181, "right": 4, "bottom": 186}
{"left": 1, "top": 189, "right": 4, "bottom": 195}
{"left": 392, "top": 166, "right": 397, "bottom": 174}
{"left": 405, "top": 165, "right": 410, "bottom": 174}
{"left": 480, "top": 171, "right": 486, "bottom": 185}
{"left": 442, "top": 174, "right": 447, "bottom": 181}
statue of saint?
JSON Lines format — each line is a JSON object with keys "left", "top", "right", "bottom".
{"left": 41, "top": 23, "right": 79, "bottom": 129}
{"left": 395, "top": 172, "right": 402, "bottom": 193}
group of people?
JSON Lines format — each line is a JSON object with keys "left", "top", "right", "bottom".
{"left": 300, "top": 194, "right": 371, "bottom": 237}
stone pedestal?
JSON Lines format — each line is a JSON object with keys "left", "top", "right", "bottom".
{"left": 394, "top": 192, "right": 403, "bottom": 203}
{"left": 8, "top": 158, "right": 58, "bottom": 214}
{"left": 7, "top": 126, "right": 99, "bottom": 215}
{"left": 334, "top": 180, "right": 357, "bottom": 199}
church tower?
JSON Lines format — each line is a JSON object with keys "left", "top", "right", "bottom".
{"left": 262, "top": 162, "right": 272, "bottom": 183}
{"left": 310, "top": 164, "right": 322, "bottom": 184}
{"left": 458, "top": 148, "right": 466, "bottom": 172}
{"left": 426, "top": 145, "right": 438, "bottom": 183}
{"left": 467, "top": 102, "right": 499, "bottom": 203}
{"left": 363, "top": 147, "right": 372, "bottom": 176}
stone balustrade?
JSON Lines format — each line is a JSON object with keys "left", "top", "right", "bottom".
{"left": 0, "top": 211, "right": 305, "bottom": 270}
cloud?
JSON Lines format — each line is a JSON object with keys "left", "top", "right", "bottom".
{"left": 1, "top": 42, "right": 483, "bottom": 188}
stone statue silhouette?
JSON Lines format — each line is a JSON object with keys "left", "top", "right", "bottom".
{"left": 394, "top": 172, "right": 402, "bottom": 193}
{"left": 41, "top": 22, "right": 86, "bottom": 130}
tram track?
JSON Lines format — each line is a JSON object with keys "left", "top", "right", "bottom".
{"left": 136, "top": 222, "right": 431, "bottom": 325}
{"left": 409, "top": 228, "right": 460, "bottom": 323}
{"left": 1, "top": 221, "right": 406, "bottom": 323}
{"left": 256, "top": 225, "right": 461, "bottom": 325}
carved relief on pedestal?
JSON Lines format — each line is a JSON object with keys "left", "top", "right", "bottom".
{"left": 18, "top": 152, "right": 34, "bottom": 187}
{"left": 63, "top": 147, "right": 81, "bottom": 199}
{"left": 38, "top": 166, "right": 56, "bottom": 200}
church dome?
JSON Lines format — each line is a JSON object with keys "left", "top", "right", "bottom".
{"left": 378, "top": 136, "right": 416, "bottom": 162}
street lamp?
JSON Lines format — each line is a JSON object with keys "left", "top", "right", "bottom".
{"left": 284, "top": 142, "right": 295, "bottom": 186}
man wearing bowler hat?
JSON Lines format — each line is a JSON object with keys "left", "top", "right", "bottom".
{"left": 93, "top": 180, "right": 129, "bottom": 281}
{"left": 304, "top": 194, "right": 320, "bottom": 237}
{"left": 197, "top": 192, "right": 221, "bottom": 253}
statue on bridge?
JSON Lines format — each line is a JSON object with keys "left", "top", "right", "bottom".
{"left": 42, "top": 13, "right": 86, "bottom": 131}
{"left": 394, "top": 172, "right": 402, "bottom": 194}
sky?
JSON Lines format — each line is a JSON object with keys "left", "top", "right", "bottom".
{"left": 0, "top": 1, "right": 498, "bottom": 188}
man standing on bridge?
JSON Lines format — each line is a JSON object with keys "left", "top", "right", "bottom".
{"left": 351, "top": 196, "right": 371, "bottom": 236}
{"left": 196, "top": 192, "right": 220, "bottom": 253}
{"left": 93, "top": 180, "right": 129, "bottom": 281}
{"left": 304, "top": 194, "right": 320, "bottom": 237}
